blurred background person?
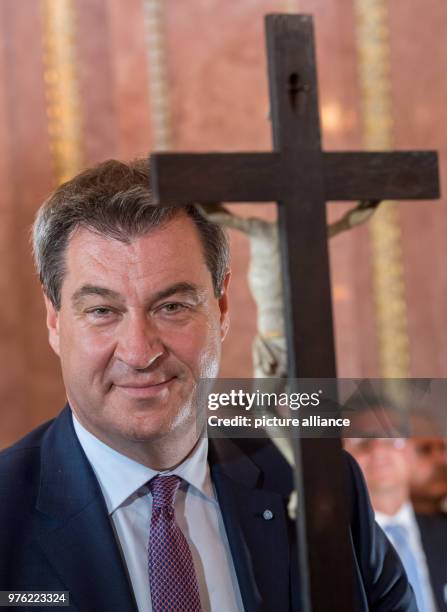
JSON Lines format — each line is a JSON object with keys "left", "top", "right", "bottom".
{"left": 344, "top": 394, "right": 447, "bottom": 612}
{"left": 408, "top": 412, "right": 447, "bottom": 515}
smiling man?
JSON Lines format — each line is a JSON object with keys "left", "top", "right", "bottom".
{"left": 47, "top": 212, "right": 227, "bottom": 469}
{"left": 0, "top": 159, "right": 416, "bottom": 611}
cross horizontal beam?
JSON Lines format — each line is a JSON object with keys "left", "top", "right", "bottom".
{"left": 151, "top": 150, "right": 439, "bottom": 203}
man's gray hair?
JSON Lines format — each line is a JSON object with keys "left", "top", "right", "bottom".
{"left": 32, "top": 158, "right": 230, "bottom": 309}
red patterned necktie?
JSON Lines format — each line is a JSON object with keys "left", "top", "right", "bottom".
{"left": 148, "top": 475, "right": 202, "bottom": 611}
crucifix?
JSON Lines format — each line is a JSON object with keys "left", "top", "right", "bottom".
{"left": 150, "top": 14, "right": 439, "bottom": 612}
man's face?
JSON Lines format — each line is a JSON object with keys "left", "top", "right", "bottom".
{"left": 344, "top": 410, "right": 411, "bottom": 496}
{"left": 44, "top": 214, "right": 230, "bottom": 454}
{"left": 345, "top": 437, "right": 411, "bottom": 495}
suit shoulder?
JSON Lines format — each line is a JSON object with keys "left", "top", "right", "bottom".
{"left": 416, "top": 512, "right": 447, "bottom": 558}
{"left": 417, "top": 511, "right": 447, "bottom": 525}
{"left": 342, "top": 448, "right": 371, "bottom": 499}
{"left": 230, "top": 436, "right": 294, "bottom": 493}
{"left": 230, "top": 439, "right": 367, "bottom": 500}
{"left": 416, "top": 512, "right": 447, "bottom": 536}
{"left": 0, "top": 418, "right": 55, "bottom": 482}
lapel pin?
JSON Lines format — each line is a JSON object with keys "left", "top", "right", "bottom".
{"left": 263, "top": 509, "right": 274, "bottom": 521}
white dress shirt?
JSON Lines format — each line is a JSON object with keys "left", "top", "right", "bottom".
{"left": 72, "top": 412, "right": 244, "bottom": 612}
{"left": 375, "top": 502, "right": 437, "bottom": 612}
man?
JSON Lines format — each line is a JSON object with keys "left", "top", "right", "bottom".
{"left": 408, "top": 413, "right": 447, "bottom": 515}
{"left": 344, "top": 398, "right": 447, "bottom": 612}
{"left": 0, "top": 159, "right": 415, "bottom": 611}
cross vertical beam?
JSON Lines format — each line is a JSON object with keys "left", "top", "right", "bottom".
{"left": 266, "top": 15, "right": 353, "bottom": 611}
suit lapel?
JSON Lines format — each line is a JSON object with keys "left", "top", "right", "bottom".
{"left": 209, "top": 437, "right": 294, "bottom": 612}
{"left": 35, "top": 407, "right": 136, "bottom": 612}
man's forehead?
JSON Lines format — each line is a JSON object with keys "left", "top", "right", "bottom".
{"left": 69, "top": 214, "right": 198, "bottom": 248}
{"left": 65, "top": 218, "right": 206, "bottom": 269}
{"left": 62, "top": 218, "right": 213, "bottom": 300}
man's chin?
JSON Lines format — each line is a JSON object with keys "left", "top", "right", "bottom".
{"left": 118, "top": 412, "right": 198, "bottom": 444}
{"left": 123, "top": 425, "right": 173, "bottom": 443}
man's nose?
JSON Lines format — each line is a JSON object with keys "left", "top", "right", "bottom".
{"left": 115, "top": 314, "right": 165, "bottom": 370}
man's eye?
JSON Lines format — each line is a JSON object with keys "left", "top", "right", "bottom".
{"left": 160, "top": 303, "right": 188, "bottom": 314}
{"left": 87, "top": 307, "right": 113, "bottom": 317}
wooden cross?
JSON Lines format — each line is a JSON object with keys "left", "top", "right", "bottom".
{"left": 150, "top": 14, "right": 439, "bottom": 611}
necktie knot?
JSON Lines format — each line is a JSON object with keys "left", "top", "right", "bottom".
{"left": 149, "top": 475, "right": 181, "bottom": 509}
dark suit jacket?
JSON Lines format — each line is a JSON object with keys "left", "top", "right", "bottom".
{"left": 417, "top": 513, "right": 447, "bottom": 611}
{"left": 0, "top": 407, "right": 416, "bottom": 611}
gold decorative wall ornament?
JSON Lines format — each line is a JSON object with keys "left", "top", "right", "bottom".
{"left": 143, "top": 0, "right": 172, "bottom": 151}
{"left": 41, "top": 0, "right": 83, "bottom": 185}
{"left": 354, "top": 0, "right": 410, "bottom": 378}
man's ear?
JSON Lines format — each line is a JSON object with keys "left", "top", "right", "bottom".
{"left": 43, "top": 294, "right": 61, "bottom": 357}
{"left": 218, "top": 271, "right": 231, "bottom": 341}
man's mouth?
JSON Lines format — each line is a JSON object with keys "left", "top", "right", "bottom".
{"left": 113, "top": 377, "right": 177, "bottom": 398}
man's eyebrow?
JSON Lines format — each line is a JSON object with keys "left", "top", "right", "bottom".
{"left": 151, "top": 282, "right": 204, "bottom": 303}
{"left": 71, "top": 285, "right": 123, "bottom": 307}
{"left": 71, "top": 282, "right": 204, "bottom": 308}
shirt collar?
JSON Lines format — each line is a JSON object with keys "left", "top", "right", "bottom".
{"left": 72, "top": 410, "right": 214, "bottom": 515}
{"left": 375, "top": 501, "right": 416, "bottom": 531}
